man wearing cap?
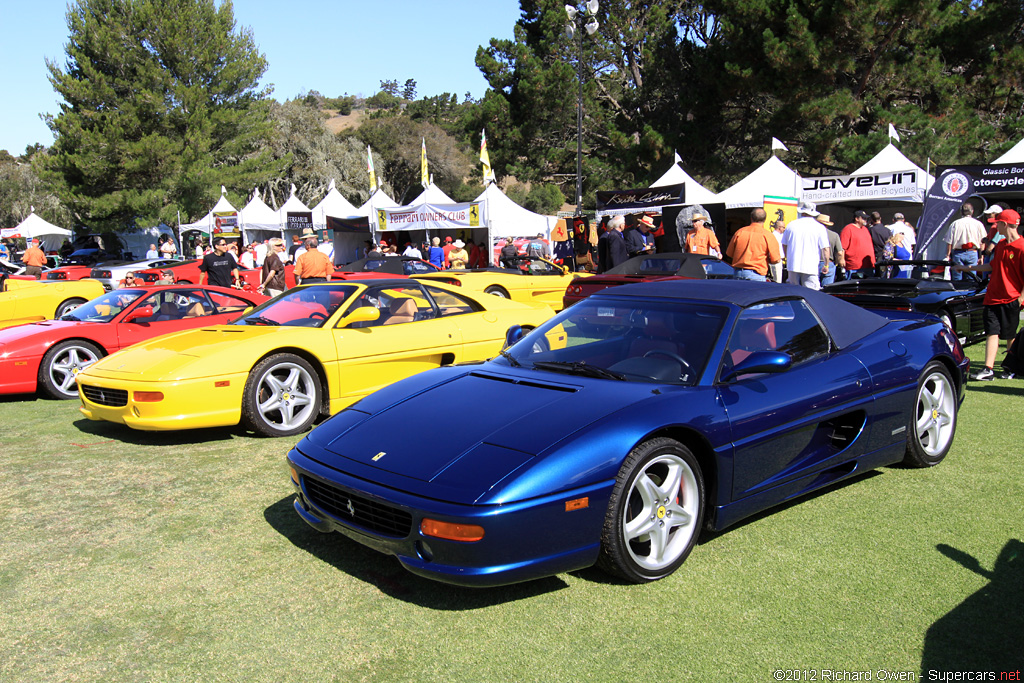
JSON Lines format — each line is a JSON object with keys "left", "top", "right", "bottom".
{"left": 442, "top": 236, "right": 455, "bottom": 268}
{"left": 887, "top": 212, "right": 916, "bottom": 254}
{"left": 683, "top": 214, "right": 719, "bottom": 257}
{"left": 625, "top": 216, "right": 656, "bottom": 257}
{"left": 725, "top": 208, "right": 779, "bottom": 282}
{"left": 945, "top": 203, "right": 986, "bottom": 282}
{"left": 953, "top": 209, "right": 1024, "bottom": 380}
{"left": 23, "top": 238, "right": 48, "bottom": 279}
{"left": 867, "top": 212, "right": 891, "bottom": 275}
{"left": 841, "top": 211, "right": 875, "bottom": 279}
{"left": 981, "top": 204, "right": 1005, "bottom": 264}
{"left": 780, "top": 209, "right": 830, "bottom": 290}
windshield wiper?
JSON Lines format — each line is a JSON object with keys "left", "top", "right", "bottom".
{"left": 498, "top": 348, "right": 522, "bottom": 367}
{"left": 531, "top": 360, "right": 626, "bottom": 381}
{"left": 244, "top": 315, "right": 280, "bottom": 326}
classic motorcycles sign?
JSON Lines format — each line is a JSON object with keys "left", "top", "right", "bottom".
{"left": 802, "top": 171, "right": 923, "bottom": 203}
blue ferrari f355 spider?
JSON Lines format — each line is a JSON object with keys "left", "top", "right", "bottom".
{"left": 286, "top": 280, "right": 968, "bottom": 586}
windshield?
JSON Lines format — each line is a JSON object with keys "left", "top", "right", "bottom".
{"left": 233, "top": 284, "right": 358, "bottom": 328}
{"left": 501, "top": 298, "right": 729, "bottom": 385}
{"left": 62, "top": 289, "right": 145, "bottom": 322}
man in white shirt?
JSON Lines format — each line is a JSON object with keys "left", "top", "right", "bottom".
{"left": 780, "top": 208, "right": 830, "bottom": 290}
{"left": 886, "top": 212, "right": 916, "bottom": 255}
{"left": 403, "top": 242, "right": 422, "bottom": 259}
{"left": 944, "top": 204, "right": 986, "bottom": 282}
{"left": 145, "top": 244, "right": 159, "bottom": 259}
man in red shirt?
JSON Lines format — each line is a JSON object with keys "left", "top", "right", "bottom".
{"left": 954, "top": 208, "right": 1024, "bottom": 380}
{"left": 22, "top": 238, "right": 48, "bottom": 279}
{"left": 840, "top": 210, "right": 874, "bottom": 279}
{"left": 725, "top": 208, "right": 779, "bottom": 281}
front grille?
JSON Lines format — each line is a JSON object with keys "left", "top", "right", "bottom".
{"left": 303, "top": 476, "right": 412, "bottom": 537}
{"left": 80, "top": 384, "right": 128, "bottom": 407}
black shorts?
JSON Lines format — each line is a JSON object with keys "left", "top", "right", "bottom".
{"left": 983, "top": 302, "right": 1021, "bottom": 339}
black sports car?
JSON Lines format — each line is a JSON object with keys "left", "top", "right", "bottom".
{"left": 823, "top": 261, "right": 986, "bottom": 344}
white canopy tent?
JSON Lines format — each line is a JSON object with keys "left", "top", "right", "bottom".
{"left": 239, "top": 189, "right": 282, "bottom": 244}
{"left": 475, "top": 182, "right": 557, "bottom": 239}
{"left": 277, "top": 186, "right": 312, "bottom": 226}
{"left": 713, "top": 156, "right": 802, "bottom": 209}
{"left": 359, "top": 188, "right": 400, "bottom": 237}
{"left": 2, "top": 210, "right": 73, "bottom": 252}
{"left": 178, "top": 189, "right": 238, "bottom": 241}
{"left": 849, "top": 143, "right": 935, "bottom": 202}
{"left": 409, "top": 183, "right": 455, "bottom": 205}
{"left": 650, "top": 160, "right": 719, "bottom": 205}
{"left": 313, "top": 179, "right": 360, "bottom": 227}
{"left": 991, "top": 138, "right": 1024, "bottom": 164}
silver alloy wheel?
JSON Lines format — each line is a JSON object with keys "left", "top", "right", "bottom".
{"left": 255, "top": 361, "right": 317, "bottom": 431}
{"left": 55, "top": 298, "right": 86, "bottom": 317}
{"left": 915, "top": 368, "right": 956, "bottom": 457}
{"left": 622, "top": 453, "right": 700, "bottom": 572}
{"left": 48, "top": 343, "right": 101, "bottom": 397}
{"left": 484, "top": 286, "right": 509, "bottom": 298}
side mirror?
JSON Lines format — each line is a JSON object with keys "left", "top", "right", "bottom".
{"left": 124, "top": 305, "right": 153, "bottom": 323}
{"left": 504, "top": 324, "right": 525, "bottom": 349}
{"left": 722, "top": 351, "right": 791, "bottom": 382}
{"left": 342, "top": 306, "right": 381, "bottom": 327}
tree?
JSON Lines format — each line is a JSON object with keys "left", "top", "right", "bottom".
{"left": 41, "top": 0, "right": 287, "bottom": 230}
{"left": 0, "top": 151, "right": 73, "bottom": 230}
{"left": 402, "top": 79, "right": 418, "bottom": 101}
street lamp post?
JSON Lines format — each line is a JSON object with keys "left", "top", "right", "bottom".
{"left": 565, "top": 1, "right": 599, "bottom": 216}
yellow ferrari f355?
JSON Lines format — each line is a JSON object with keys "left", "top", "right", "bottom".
{"left": 77, "top": 280, "right": 555, "bottom": 436}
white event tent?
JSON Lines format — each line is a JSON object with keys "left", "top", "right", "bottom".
{"left": 850, "top": 143, "right": 935, "bottom": 203}
{"left": 313, "top": 179, "right": 360, "bottom": 228}
{"left": 650, "top": 160, "right": 719, "bottom": 205}
{"left": 2, "top": 209, "right": 73, "bottom": 252}
{"left": 474, "top": 182, "right": 557, "bottom": 239}
{"left": 278, "top": 186, "right": 311, "bottom": 231}
{"left": 239, "top": 189, "right": 282, "bottom": 244}
{"left": 991, "top": 138, "right": 1024, "bottom": 164}
{"left": 713, "top": 155, "right": 802, "bottom": 209}
{"left": 178, "top": 189, "right": 237, "bottom": 243}
{"left": 409, "top": 182, "right": 455, "bottom": 205}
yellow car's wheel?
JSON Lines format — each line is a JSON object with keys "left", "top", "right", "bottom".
{"left": 55, "top": 297, "right": 87, "bottom": 318}
{"left": 242, "top": 353, "right": 321, "bottom": 437}
{"left": 484, "top": 285, "right": 510, "bottom": 298}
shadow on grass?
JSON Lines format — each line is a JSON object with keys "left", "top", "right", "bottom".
{"left": 0, "top": 392, "right": 41, "bottom": 404}
{"left": 921, "top": 539, "right": 1024, "bottom": 674}
{"left": 965, "top": 382, "right": 1024, "bottom": 397}
{"left": 263, "top": 496, "right": 568, "bottom": 608}
{"left": 72, "top": 417, "right": 239, "bottom": 446}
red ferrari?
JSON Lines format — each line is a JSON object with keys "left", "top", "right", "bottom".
{"left": 0, "top": 284, "right": 267, "bottom": 399}
{"left": 132, "top": 259, "right": 294, "bottom": 289}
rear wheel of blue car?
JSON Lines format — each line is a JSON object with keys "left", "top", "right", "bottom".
{"left": 904, "top": 361, "right": 957, "bottom": 467}
{"left": 242, "top": 353, "right": 321, "bottom": 437}
{"left": 598, "top": 438, "right": 704, "bottom": 582}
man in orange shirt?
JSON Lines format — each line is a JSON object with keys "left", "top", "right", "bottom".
{"left": 685, "top": 213, "right": 721, "bottom": 257}
{"left": 294, "top": 237, "right": 335, "bottom": 284}
{"left": 725, "top": 208, "right": 780, "bottom": 282}
{"left": 23, "top": 238, "right": 48, "bottom": 279}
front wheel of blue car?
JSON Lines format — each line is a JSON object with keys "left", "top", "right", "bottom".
{"left": 904, "top": 361, "right": 957, "bottom": 468}
{"left": 598, "top": 438, "right": 704, "bottom": 582}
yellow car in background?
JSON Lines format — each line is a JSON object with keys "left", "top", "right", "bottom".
{"left": 0, "top": 277, "right": 106, "bottom": 329}
{"left": 78, "top": 280, "right": 555, "bottom": 437}
{"left": 414, "top": 256, "right": 588, "bottom": 311}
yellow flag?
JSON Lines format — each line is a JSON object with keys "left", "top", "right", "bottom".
{"left": 367, "top": 145, "right": 377, "bottom": 192}
{"left": 480, "top": 130, "right": 496, "bottom": 185}
{"left": 420, "top": 138, "right": 429, "bottom": 189}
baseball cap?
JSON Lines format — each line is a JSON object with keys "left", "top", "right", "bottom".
{"left": 989, "top": 208, "right": 1020, "bottom": 225}
{"left": 853, "top": 210, "right": 869, "bottom": 220}
{"left": 982, "top": 204, "right": 1003, "bottom": 215}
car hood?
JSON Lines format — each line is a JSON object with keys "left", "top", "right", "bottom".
{"left": 0, "top": 319, "right": 96, "bottom": 349}
{"left": 81, "top": 325, "right": 312, "bottom": 381}
{"left": 298, "top": 367, "right": 656, "bottom": 504}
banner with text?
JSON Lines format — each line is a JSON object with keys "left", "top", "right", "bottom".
{"left": 595, "top": 183, "right": 685, "bottom": 217}
{"left": 376, "top": 202, "right": 482, "bottom": 233}
{"left": 802, "top": 171, "right": 924, "bottom": 203}
{"left": 286, "top": 211, "right": 314, "bottom": 235}
{"left": 213, "top": 211, "right": 239, "bottom": 238}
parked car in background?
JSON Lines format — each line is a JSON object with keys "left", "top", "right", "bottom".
{"left": 415, "top": 255, "right": 585, "bottom": 311}
{"left": 286, "top": 280, "right": 966, "bottom": 586}
{"left": 332, "top": 256, "right": 441, "bottom": 280}
{"left": 132, "top": 259, "right": 292, "bottom": 290}
{"left": 0, "top": 277, "right": 106, "bottom": 329}
{"left": 823, "top": 261, "right": 986, "bottom": 344}
{"left": 78, "top": 280, "right": 556, "bottom": 437}
{"left": 90, "top": 258, "right": 181, "bottom": 290}
{"left": 562, "top": 252, "right": 714, "bottom": 308}
{"left": 0, "top": 284, "right": 267, "bottom": 399}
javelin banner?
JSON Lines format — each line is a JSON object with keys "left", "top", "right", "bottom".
{"left": 376, "top": 202, "right": 482, "bottom": 232}
{"left": 802, "top": 171, "right": 923, "bottom": 203}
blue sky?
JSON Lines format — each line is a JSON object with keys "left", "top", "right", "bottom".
{"left": 0, "top": 0, "right": 524, "bottom": 155}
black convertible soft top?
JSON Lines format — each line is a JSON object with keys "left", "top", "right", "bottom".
{"left": 604, "top": 252, "right": 708, "bottom": 279}
{"left": 602, "top": 279, "right": 890, "bottom": 350}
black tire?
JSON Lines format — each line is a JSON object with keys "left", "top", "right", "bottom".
{"left": 38, "top": 339, "right": 103, "bottom": 399}
{"left": 904, "top": 361, "right": 957, "bottom": 467}
{"left": 484, "top": 285, "right": 510, "bottom": 298}
{"left": 54, "top": 298, "right": 87, "bottom": 318}
{"left": 241, "top": 353, "right": 322, "bottom": 437}
{"left": 597, "top": 437, "right": 704, "bottom": 582}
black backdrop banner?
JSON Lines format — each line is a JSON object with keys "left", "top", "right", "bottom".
{"left": 326, "top": 215, "right": 371, "bottom": 234}
{"left": 596, "top": 183, "right": 685, "bottom": 214}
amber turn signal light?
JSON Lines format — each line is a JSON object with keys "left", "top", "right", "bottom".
{"left": 132, "top": 391, "right": 164, "bottom": 402}
{"left": 420, "top": 518, "right": 485, "bottom": 542}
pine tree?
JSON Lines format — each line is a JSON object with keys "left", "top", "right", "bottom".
{"left": 42, "top": 0, "right": 286, "bottom": 230}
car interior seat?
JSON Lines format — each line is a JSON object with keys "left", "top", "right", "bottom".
{"left": 729, "top": 319, "right": 777, "bottom": 365}
{"left": 154, "top": 302, "right": 179, "bottom": 321}
{"left": 628, "top": 312, "right": 684, "bottom": 359}
{"left": 383, "top": 297, "right": 417, "bottom": 325}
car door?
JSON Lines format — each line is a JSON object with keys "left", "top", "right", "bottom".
{"left": 717, "top": 299, "right": 874, "bottom": 501}
{"left": 114, "top": 289, "right": 219, "bottom": 350}
{"left": 331, "top": 282, "right": 463, "bottom": 405}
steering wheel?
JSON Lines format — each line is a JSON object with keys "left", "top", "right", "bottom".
{"left": 644, "top": 349, "right": 693, "bottom": 377}
{"left": 308, "top": 311, "right": 328, "bottom": 322}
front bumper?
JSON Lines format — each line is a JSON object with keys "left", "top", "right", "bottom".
{"left": 287, "top": 447, "right": 609, "bottom": 587}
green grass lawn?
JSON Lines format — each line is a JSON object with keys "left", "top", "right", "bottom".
{"left": 1, "top": 341, "right": 1021, "bottom": 682}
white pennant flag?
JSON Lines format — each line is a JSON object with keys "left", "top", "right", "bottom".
{"left": 888, "top": 123, "right": 901, "bottom": 143}
{"left": 673, "top": 151, "right": 683, "bottom": 165}
{"left": 771, "top": 137, "right": 789, "bottom": 152}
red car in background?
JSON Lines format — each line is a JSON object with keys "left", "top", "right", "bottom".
{"left": 562, "top": 252, "right": 730, "bottom": 308}
{"left": 331, "top": 256, "right": 441, "bottom": 280}
{"left": 0, "top": 284, "right": 267, "bottom": 399}
{"left": 132, "top": 259, "right": 296, "bottom": 290}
